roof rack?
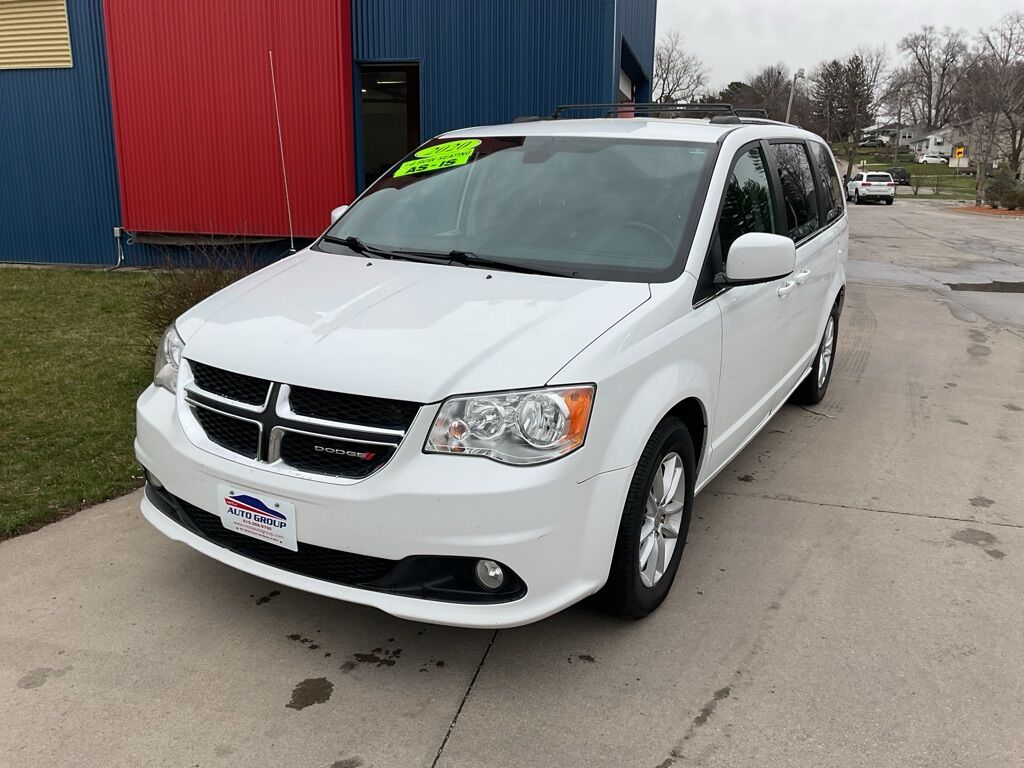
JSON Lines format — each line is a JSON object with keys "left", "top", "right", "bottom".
{"left": 550, "top": 102, "right": 755, "bottom": 120}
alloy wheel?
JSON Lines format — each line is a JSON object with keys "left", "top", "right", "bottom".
{"left": 817, "top": 316, "right": 835, "bottom": 388}
{"left": 639, "top": 452, "right": 686, "bottom": 587}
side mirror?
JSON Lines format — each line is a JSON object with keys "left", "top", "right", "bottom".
{"left": 330, "top": 204, "right": 349, "bottom": 223}
{"left": 719, "top": 233, "right": 795, "bottom": 286}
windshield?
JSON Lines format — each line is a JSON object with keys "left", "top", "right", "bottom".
{"left": 317, "top": 136, "right": 716, "bottom": 282}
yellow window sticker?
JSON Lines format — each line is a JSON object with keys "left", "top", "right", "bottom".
{"left": 394, "top": 139, "right": 482, "bottom": 177}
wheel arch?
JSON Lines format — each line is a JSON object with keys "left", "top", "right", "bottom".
{"left": 665, "top": 397, "right": 708, "bottom": 477}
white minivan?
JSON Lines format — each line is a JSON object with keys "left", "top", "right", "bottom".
{"left": 137, "top": 111, "right": 847, "bottom": 628}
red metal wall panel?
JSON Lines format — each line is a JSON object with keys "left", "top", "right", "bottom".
{"left": 103, "top": 0, "right": 354, "bottom": 237}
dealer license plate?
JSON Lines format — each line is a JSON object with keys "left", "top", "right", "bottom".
{"left": 217, "top": 484, "right": 297, "bottom": 551}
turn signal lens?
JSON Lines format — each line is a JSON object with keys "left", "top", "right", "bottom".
{"left": 425, "top": 385, "right": 595, "bottom": 465}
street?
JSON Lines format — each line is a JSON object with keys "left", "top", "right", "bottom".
{"left": 3, "top": 201, "right": 1023, "bottom": 768}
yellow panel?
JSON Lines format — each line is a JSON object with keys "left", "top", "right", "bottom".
{"left": 0, "top": 0, "right": 73, "bottom": 69}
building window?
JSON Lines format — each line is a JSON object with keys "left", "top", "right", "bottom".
{"left": 0, "top": 0, "right": 73, "bottom": 70}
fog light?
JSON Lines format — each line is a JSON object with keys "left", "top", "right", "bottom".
{"left": 474, "top": 559, "right": 505, "bottom": 591}
{"left": 145, "top": 470, "right": 163, "bottom": 489}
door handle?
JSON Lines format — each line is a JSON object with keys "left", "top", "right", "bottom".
{"left": 777, "top": 280, "right": 797, "bottom": 297}
{"left": 794, "top": 269, "right": 811, "bottom": 284}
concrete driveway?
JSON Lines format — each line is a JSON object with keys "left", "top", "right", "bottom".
{"left": 3, "top": 202, "right": 1023, "bottom": 768}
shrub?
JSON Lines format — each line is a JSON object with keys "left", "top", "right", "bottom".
{"left": 1002, "top": 188, "right": 1024, "bottom": 211}
{"left": 139, "top": 245, "right": 258, "bottom": 348}
{"left": 985, "top": 166, "right": 1016, "bottom": 207}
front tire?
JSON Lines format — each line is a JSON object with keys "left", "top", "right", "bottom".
{"left": 792, "top": 305, "right": 839, "bottom": 404}
{"left": 886, "top": 198, "right": 894, "bottom": 205}
{"left": 598, "top": 417, "right": 695, "bottom": 620}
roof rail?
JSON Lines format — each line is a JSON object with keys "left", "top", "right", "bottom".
{"left": 551, "top": 102, "right": 742, "bottom": 119}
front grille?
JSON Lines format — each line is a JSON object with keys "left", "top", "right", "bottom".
{"left": 288, "top": 385, "right": 419, "bottom": 431}
{"left": 156, "top": 489, "right": 396, "bottom": 584}
{"left": 191, "top": 361, "right": 270, "bottom": 407}
{"left": 192, "top": 405, "right": 259, "bottom": 458}
{"left": 278, "top": 431, "right": 395, "bottom": 478}
{"left": 183, "top": 360, "right": 420, "bottom": 479}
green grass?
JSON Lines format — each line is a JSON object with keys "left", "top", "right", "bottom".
{"left": 0, "top": 267, "right": 155, "bottom": 538}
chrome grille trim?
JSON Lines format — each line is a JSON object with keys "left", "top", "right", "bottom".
{"left": 275, "top": 385, "right": 407, "bottom": 438}
{"left": 177, "top": 362, "right": 419, "bottom": 481}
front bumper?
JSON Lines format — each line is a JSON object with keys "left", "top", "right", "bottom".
{"left": 136, "top": 385, "right": 633, "bottom": 628}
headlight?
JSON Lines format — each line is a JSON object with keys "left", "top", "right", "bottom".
{"left": 425, "top": 385, "right": 595, "bottom": 465}
{"left": 153, "top": 325, "right": 184, "bottom": 393}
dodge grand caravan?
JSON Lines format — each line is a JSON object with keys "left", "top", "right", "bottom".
{"left": 137, "top": 111, "right": 847, "bottom": 628}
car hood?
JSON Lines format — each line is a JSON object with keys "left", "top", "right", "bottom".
{"left": 177, "top": 250, "right": 650, "bottom": 403}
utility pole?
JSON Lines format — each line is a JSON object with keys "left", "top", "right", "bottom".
{"left": 785, "top": 68, "right": 805, "bottom": 123}
{"left": 893, "top": 102, "right": 901, "bottom": 168}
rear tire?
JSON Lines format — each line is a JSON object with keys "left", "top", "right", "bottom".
{"left": 792, "top": 304, "right": 839, "bottom": 405}
{"left": 598, "top": 418, "right": 695, "bottom": 620}
{"left": 854, "top": 192, "right": 862, "bottom": 205}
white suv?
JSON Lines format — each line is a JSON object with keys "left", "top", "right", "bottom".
{"left": 137, "top": 114, "right": 847, "bottom": 628}
{"left": 846, "top": 171, "right": 896, "bottom": 204}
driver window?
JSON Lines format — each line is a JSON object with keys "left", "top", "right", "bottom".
{"left": 718, "top": 147, "right": 774, "bottom": 262}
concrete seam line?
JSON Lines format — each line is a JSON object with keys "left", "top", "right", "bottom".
{"left": 708, "top": 491, "right": 1024, "bottom": 531}
{"left": 430, "top": 629, "right": 499, "bottom": 768}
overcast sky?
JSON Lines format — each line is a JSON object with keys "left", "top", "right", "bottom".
{"left": 655, "top": 0, "right": 1019, "bottom": 88}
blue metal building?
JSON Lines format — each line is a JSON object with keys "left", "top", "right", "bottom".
{"left": 0, "top": 0, "right": 121, "bottom": 266}
{"left": 0, "top": 0, "right": 656, "bottom": 266}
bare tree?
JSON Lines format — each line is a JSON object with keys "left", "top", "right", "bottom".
{"left": 748, "top": 63, "right": 792, "bottom": 119}
{"left": 960, "top": 13, "right": 1024, "bottom": 202}
{"left": 653, "top": 30, "right": 708, "bottom": 103}
{"left": 898, "top": 26, "right": 973, "bottom": 129}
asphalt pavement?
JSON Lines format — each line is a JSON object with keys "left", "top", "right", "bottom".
{"left": 2, "top": 201, "right": 1023, "bottom": 767}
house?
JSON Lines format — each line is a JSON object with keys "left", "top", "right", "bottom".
{"left": 909, "top": 129, "right": 954, "bottom": 158}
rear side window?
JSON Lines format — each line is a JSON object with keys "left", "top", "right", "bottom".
{"left": 718, "top": 147, "right": 774, "bottom": 259}
{"left": 866, "top": 174, "right": 892, "bottom": 182}
{"left": 768, "top": 143, "right": 820, "bottom": 241}
{"left": 810, "top": 143, "right": 845, "bottom": 223}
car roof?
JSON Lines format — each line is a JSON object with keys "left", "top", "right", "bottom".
{"left": 440, "top": 117, "right": 820, "bottom": 145}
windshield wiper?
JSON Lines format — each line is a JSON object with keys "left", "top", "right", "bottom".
{"left": 399, "top": 248, "right": 579, "bottom": 278}
{"left": 320, "top": 235, "right": 405, "bottom": 260}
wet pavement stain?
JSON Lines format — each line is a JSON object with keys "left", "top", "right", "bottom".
{"left": 952, "top": 528, "right": 1007, "bottom": 560}
{"left": 330, "top": 758, "right": 364, "bottom": 768}
{"left": 286, "top": 677, "right": 333, "bottom": 710}
{"left": 1005, "top": 403, "right": 1023, "bottom": 412}
{"left": 737, "top": 474, "right": 755, "bottom": 482}
{"left": 953, "top": 528, "right": 997, "bottom": 546}
{"left": 949, "top": 417, "right": 969, "bottom": 425}
{"left": 255, "top": 590, "right": 280, "bottom": 605}
{"left": 967, "top": 345, "right": 991, "bottom": 357}
{"left": 17, "top": 666, "right": 69, "bottom": 690}
{"left": 577, "top": 654, "right": 596, "bottom": 664}
{"left": 946, "top": 281, "right": 1024, "bottom": 293}
{"left": 969, "top": 496, "right": 995, "bottom": 508}
{"left": 351, "top": 647, "right": 402, "bottom": 668}
{"left": 688, "top": 686, "right": 731, "bottom": 734}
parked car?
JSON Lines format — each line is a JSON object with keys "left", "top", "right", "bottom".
{"left": 857, "top": 137, "right": 883, "bottom": 148}
{"left": 887, "top": 167, "right": 911, "bottom": 185}
{"left": 917, "top": 154, "right": 948, "bottom": 164}
{"left": 846, "top": 172, "right": 896, "bottom": 204}
{"left": 137, "top": 115, "right": 848, "bottom": 628}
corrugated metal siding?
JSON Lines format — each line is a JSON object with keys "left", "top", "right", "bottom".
{"left": 617, "top": 0, "right": 656, "bottom": 82}
{"left": 352, "top": 0, "right": 618, "bottom": 139}
{"left": 103, "top": 0, "right": 355, "bottom": 238}
{"left": 0, "top": 0, "right": 120, "bottom": 264}
{"left": 0, "top": 0, "right": 73, "bottom": 70}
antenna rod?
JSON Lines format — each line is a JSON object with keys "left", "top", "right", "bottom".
{"left": 269, "top": 50, "right": 295, "bottom": 253}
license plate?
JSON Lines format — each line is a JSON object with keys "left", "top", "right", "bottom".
{"left": 217, "top": 484, "right": 297, "bottom": 551}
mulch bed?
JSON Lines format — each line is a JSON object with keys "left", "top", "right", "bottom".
{"left": 951, "top": 205, "right": 1024, "bottom": 218}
